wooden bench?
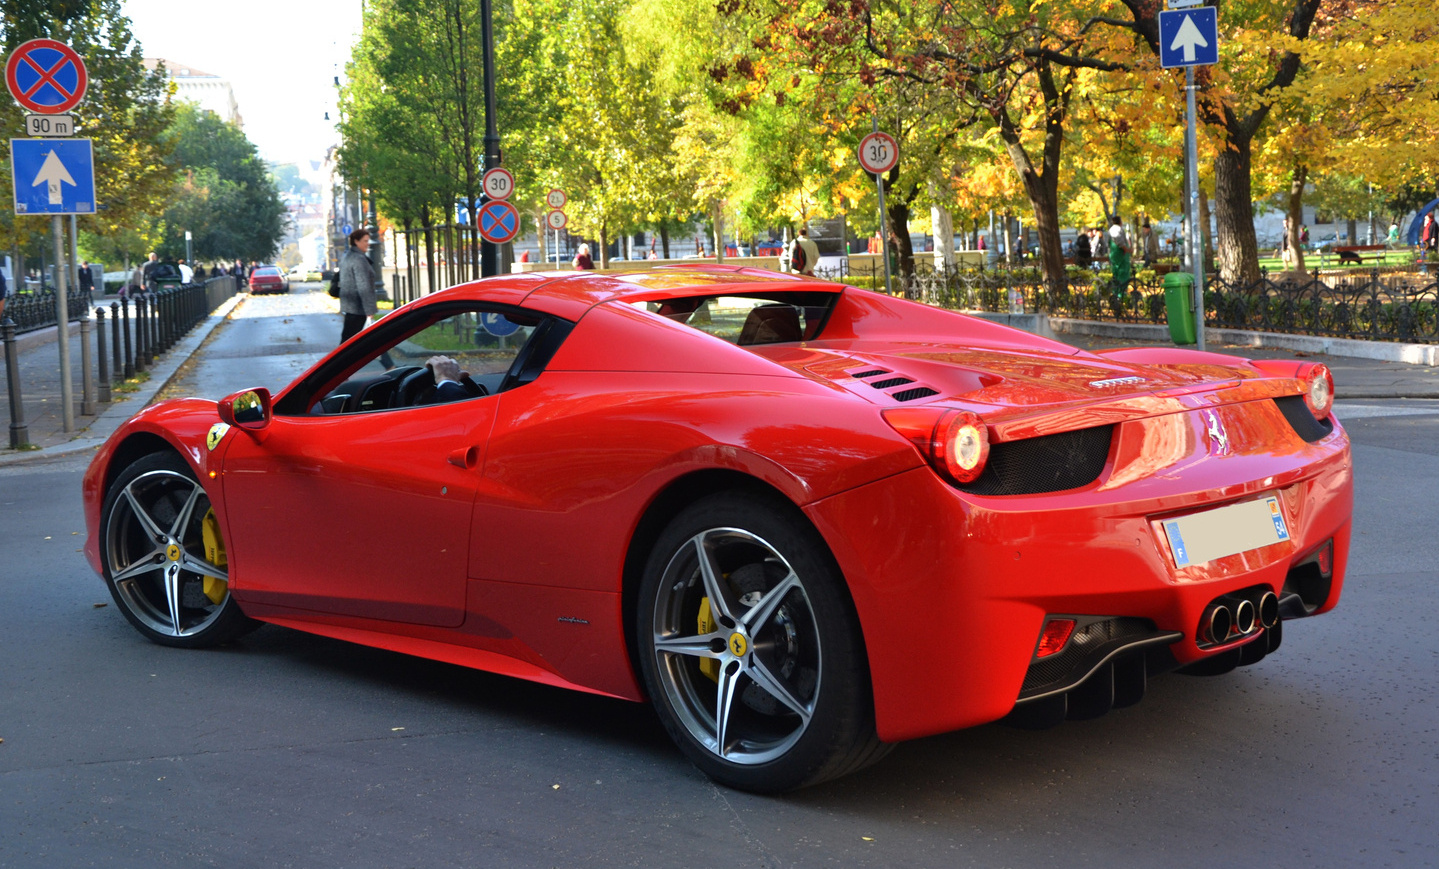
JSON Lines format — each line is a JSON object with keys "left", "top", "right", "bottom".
{"left": 1329, "top": 244, "right": 1389, "bottom": 265}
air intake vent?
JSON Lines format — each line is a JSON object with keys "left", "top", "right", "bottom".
{"left": 1273, "top": 395, "right": 1333, "bottom": 443}
{"left": 959, "top": 425, "right": 1114, "bottom": 495}
{"left": 870, "top": 377, "right": 913, "bottom": 389}
{"left": 891, "top": 387, "right": 939, "bottom": 402}
{"left": 851, "top": 369, "right": 889, "bottom": 378}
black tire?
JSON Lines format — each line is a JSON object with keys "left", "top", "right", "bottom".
{"left": 100, "top": 451, "right": 259, "bottom": 647}
{"left": 636, "top": 492, "right": 889, "bottom": 792}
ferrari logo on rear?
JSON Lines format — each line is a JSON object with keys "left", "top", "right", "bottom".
{"left": 206, "top": 423, "right": 231, "bottom": 451}
{"left": 1203, "top": 409, "right": 1230, "bottom": 455}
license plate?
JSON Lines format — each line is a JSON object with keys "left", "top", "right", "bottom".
{"left": 1161, "top": 496, "right": 1290, "bottom": 568}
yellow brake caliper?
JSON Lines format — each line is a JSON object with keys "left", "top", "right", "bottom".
{"left": 201, "top": 508, "right": 228, "bottom": 605}
{"left": 698, "top": 597, "right": 719, "bottom": 682}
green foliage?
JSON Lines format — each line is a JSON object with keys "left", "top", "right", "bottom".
{"left": 150, "top": 103, "right": 287, "bottom": 263}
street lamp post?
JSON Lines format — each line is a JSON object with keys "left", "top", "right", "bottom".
{"left": 479, "top": 0, "right": 502, "bottom": 278}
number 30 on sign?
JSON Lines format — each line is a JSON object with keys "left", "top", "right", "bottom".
{"left": 858, "top": 131, "right": 899, "bottom": 175}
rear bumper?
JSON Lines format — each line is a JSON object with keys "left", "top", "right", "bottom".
{"left": 805, "top": 407, "right": 1352, "bottom": 742}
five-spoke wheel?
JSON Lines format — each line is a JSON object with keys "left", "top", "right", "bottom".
{"left": 101, "top": 452, "right": 257, "bottom": 647}
{"left": 637, "top": 493, "right": 887, "bottom": 792}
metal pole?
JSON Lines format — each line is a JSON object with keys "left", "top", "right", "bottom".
{"left": 3, "top": 319, "right": 29, "bottom": 448}
{"left": 120, "top": 297, "right": 134, "bottom": 379}
{"left": 96, "top": 306, "right": 111, "bottom": 403}
{"left": 80, "top": 313, "right": 95, "bottom": 416}
{"left": 52, "top": 216, "right": 75, "bottom": 432}
{"left": 872, "top": 117, "right": 892, "bottom": 295}
{"left": 1186, "top": 66, "right": 1206, "bottom": 351}
{"left": 480, "top": 0, "right": 501, "bottom": 278}
{"left": 69, "top": 214, "right": 82, "bottom": 300}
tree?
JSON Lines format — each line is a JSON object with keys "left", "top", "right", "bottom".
{"left": 1, "top": 0, "right": 175, "bottom": 268}
{"left": 151, "top": 103, "right": 286, "bottom": 263}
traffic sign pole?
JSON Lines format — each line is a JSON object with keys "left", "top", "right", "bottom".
{"left": 867, "top": 118, "right": 893, "bottom": 294}
{"left": 1186, "top": 64, "right": 1205, "bottom": 351}
{"left": 52, "top": 215, "right": 74, "bottom": 432}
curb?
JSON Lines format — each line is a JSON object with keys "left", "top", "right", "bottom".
{"left": 0, "top": 293, "right": 246, "bottom": 467}
{"left": 1047, "top": 318, "right": 1439, "bottom": 366}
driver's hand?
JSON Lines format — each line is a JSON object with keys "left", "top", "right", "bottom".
{"left": 426, "top": 355, "right": 462, "bottom": 383}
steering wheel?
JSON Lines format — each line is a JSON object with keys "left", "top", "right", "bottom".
{"left": 394, "top": 367, "right": 436, "bottom": 407}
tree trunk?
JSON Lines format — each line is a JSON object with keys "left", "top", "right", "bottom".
{"left": 660, "top": 225, "right": 670, "bottom": 259}
{"left": 1199, "top": 188, "right": 1214, "bottom": 266}
{"left": 932, "top": 202, "right": 954, "bottom": 270}
{"left": 1213, "top": 145, "right": 1261, "bottom": 285}
{"left": 886, "top": 196, "right": 914, "bottom": 280}
{"left": 599, "top": 221, "right": 610, "bottom": 269}
{"left": 1288, "top": 164, "right": 1308, "bottom": 275}
{"left": 713, "top": 202, "right": 725, "bottom": 264}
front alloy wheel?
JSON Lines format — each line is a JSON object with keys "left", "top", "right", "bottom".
{"left": 638, "top": 494, "right": 887, "bottom": 792}
{"left": 101, "top": 452, "right": 257, "bottom": 647}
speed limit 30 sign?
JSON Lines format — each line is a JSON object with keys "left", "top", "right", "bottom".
{"left": 858, "top": 131, "right": 899, "bottom": 175}
{"left": 482, "top": 167, "right": 514, "bottom": 200}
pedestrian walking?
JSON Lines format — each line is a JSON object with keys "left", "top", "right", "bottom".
{"left": 1108, "top": 216, "right": 1133, "bottom": 300}
{"left": 178, "top": 260, "right": 193, "bottom": 284}
{"left": 78, "top": 260, "right": 95, "bottom": 295}
{"left": 338, "top": 229, "right": 391, "bottom": 369}
{"left": 1422, "top": 213, "right": 1438, "bottom": 271}
{"left": 1074, "top": 228, "right": 1092, "bottom": 270}
{"left": 142, "top": 252, "right": 160, "bottom": 291}
{"left": 0, "top": 261, "right": 9, "bottom": 321}
{"left": 1141, "top": 221, "right": 1159, "bottom": 270}
{"left": 573, "top": 243, "right": 594, "bottom": 270}
{"left": 787, "top": 227, "right": 819, "bottom": 276}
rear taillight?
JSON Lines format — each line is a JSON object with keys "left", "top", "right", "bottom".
{"left": 1302, "top": 363, "right": 1334, "bottom": 420}
{"left": 883, "top": 408, "right": 989, "bottom": 485}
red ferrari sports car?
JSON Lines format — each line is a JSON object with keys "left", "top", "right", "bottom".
{"left": 82, "top": 265, "right": 1351, "bottom": 792}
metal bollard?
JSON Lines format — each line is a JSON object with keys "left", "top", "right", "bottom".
{"left": 3, "top": 319, "right": 29, "bottom": 449}
{"left": 149, "top": 292, "right": 160, "bottom": 359}
{"left": 80, "top": 313, "right": 95, "bottom": 415}
{"left": 134, "top": 295, "right": 147, "bottom": 373}
{"left": 96, "top": 306, "right": 111, "bottom": 403}
{"left": 120, "top": 298, "right": 134, "bottom": 379}
{"left": 109, "top": 302, "right": 121, "bottom": 385}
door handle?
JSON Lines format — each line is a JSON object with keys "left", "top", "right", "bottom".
{"left": 447, "top": 445, "right": 480, "bottom": 469}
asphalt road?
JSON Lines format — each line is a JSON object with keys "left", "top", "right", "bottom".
{"left": 2, "top": 286, "right": 1436, "bottom": 868}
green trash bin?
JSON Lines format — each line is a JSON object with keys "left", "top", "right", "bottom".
{"left": 1163, "top": 272, "right": 1197, "bottom": 345}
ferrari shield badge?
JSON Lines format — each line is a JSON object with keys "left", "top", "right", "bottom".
{"left": 206, "top": 422, "right": 231, "bottom": 451}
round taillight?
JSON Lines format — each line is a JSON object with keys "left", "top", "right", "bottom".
{"left": 934, "top": 411, "right": 989, "bottom": 484}
{"left": 1303, "top": 364, "right": 1334, "bottom": 420}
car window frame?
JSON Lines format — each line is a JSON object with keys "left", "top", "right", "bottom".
{"left": 272, "top": 300, "right": 574, "bottom": 417}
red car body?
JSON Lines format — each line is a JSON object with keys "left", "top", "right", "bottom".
{"left": 248, "top": 267, "right": 288, "bottom": 294}
{"left": 82, "top": 266, "right": 1351, "bottom": 790}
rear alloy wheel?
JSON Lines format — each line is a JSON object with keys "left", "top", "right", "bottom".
{"left": 637, "top": 493, "right": 887, "bottom": 792}
{"left": 101, "top": 452, "right": 258, "bottom": 647}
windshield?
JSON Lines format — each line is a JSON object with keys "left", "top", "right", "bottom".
{"left": 630, "top": 291, "right": 837, "bottom": 346}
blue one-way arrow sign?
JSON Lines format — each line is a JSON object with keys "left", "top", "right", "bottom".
{"left": 10, "top": 138, "right": 95, "bottom": 215}
{"left": 1159, "top": 7, "right": 1219, "bottom": 69}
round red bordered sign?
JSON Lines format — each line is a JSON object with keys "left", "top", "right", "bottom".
{"left": 6, "top": 38, "right": 88, "bottom": 114}
{"left": 478, "top": 200, "right": 520, "bottom": 244}
{"left": 482, "top": 167, "right": 515, "bottom": 200}
{"left": 545, "top": 209, "right": 567, "bottom": 230}
{"left": 546, "top": 188, "right": 567, "bottom": 209}
{"left": 858, "top": 131, "right": 899, "bottom": 175}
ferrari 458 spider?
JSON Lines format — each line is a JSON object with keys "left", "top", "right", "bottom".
{"left": 83, "top": 265, "right": 1352, "bottom": 792}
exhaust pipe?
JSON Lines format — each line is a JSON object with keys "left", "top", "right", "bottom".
{"left": 1231, "top": 598, "right": 1256, "bottom": 635}
{"left": 1204, "top": 603, "right": 1233, "bottom": 645}
{"left": 1257, "top": 591, "right": 1280, "bottom": 629}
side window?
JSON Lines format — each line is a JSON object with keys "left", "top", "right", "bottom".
{"left": 285, "top": 305, "right": 569, "bottom": 416}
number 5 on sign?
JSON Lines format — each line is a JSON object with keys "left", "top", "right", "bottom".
{"left": 858, "top": 131, "right": 899, "bottom": 175}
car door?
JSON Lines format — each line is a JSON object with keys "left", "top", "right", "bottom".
{"left": 218, "top": 303, "right": 528, "bottom": 627}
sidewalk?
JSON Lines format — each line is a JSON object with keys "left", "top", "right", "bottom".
{"left": 0, "top": 293, "right": 244, "bottom": 467}
{"left": 2, "top": 300, "right": 1436, "bottom": 467}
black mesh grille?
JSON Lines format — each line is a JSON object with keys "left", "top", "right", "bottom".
{"left": 1274, "top": 395, "right": 1334, "bottom": 443}
{"left": 870, "top": 377, "right": 913, "bottom": 389}
{"left": 851, "top": 369, "right": 889, "bottom": 378}
{"left": 891, "top": 387, "right": 939, "bottom": 402}
{"left": 1021, "top": 617, "right": 1157, "bottom": 694}
{"left": 959, "top": 425, "right": 1114, "bottom": 495}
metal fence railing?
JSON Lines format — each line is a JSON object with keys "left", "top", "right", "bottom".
{"left": 820, "top": 262, "right": 1439, "bottom": 344}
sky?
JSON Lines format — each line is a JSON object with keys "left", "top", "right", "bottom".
{"left": 120, "top": 0, "right": 364, "bottom": 168}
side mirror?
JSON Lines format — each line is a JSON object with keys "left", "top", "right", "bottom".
{"left": 218, "top": 387, "right": 272, "bottom": 431}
